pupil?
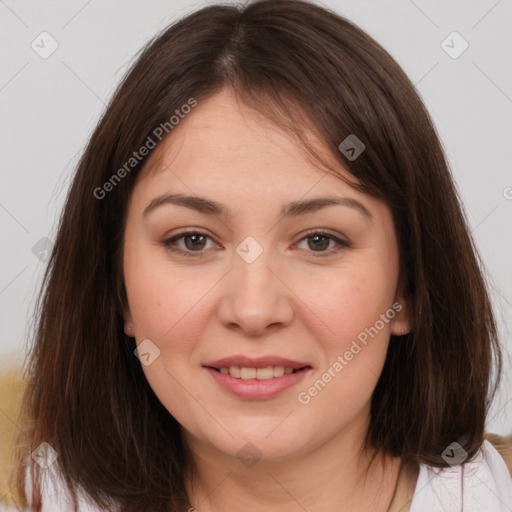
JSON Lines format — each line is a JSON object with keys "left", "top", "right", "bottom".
{"left": 186, "top": 234, "right": 205, "bottom": 250}
{"left": 309, "top": 235, "right": 328, "bottom": 251}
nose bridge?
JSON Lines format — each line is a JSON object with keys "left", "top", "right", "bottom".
{"left": 217, "top": 235, "right": 294, "bottom": 334}
{"left": 235, "top": 238, "right": 275, "bottom": 296}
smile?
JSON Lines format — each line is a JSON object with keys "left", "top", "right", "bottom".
{"left": 203, "top": 356, "right": 312, "bottom": 399}
{"left": 215, "top": 365, "right": 300, "bottom": 379}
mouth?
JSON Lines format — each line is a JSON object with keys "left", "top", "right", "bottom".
{"left": 206, "top": 365, "right": 309, "bottom": 380}
{"left": 202, "top": 356, "right": 313, "bottom": 399}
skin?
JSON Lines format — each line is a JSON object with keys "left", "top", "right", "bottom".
{"left": 122, "top": 87, "right": 416, "bottom": 511}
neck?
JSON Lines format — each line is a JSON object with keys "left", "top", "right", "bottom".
{"left": 182, "top": 409, "right": 402, "bottom": 512}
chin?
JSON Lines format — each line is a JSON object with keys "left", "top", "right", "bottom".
{"left": 204, "top": 426, "right": 307, "bottom": 463}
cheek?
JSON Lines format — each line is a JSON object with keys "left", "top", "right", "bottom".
{"left": 295, "top": 249, "right": 399, "bottom": 410}
{"left": 124, "top": 252, "right": 211, "bottom": 419}
{"left": 295, "top": 273, "right": 395, "bottom": 419}
{"left": 124, "top": 245, "right": 215, "bottom": 352}
{"left": 299, "top": 258, "right": 397, "bottom": 353}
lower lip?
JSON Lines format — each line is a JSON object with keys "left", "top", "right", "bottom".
{"left": 204, "top": 367, "right": 311, "bottom": 399}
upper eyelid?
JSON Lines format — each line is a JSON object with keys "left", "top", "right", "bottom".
{"left": 164, "top": 229, "right": 348, "bottom": 252}
{"left": 165, "top": 228, "right": 346, "bottom": 242}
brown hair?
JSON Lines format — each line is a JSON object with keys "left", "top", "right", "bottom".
{"left": 12, "top": 0, "right": 503, "bottom": 510}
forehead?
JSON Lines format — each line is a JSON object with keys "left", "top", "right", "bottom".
{"left": 127, "top": 88, "right": 393, "bottom": 229}
{"left": 139, "top": 88, "right": 353, "bottom": 188}
{"left": 124, "top": 90, "right": 396, "bottom": 245}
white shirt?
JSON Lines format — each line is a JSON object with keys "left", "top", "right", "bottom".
{"left": 24, "top": 440, "right": 512, "bottom": 511}
{"left": 24, "top": 457, "right": 121, "bottom": 512}
{"left": 409, "top": 440, "right": 512, "bottom": 511}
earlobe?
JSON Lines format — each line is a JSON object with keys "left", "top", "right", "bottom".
{"left": 390, "top": 297, "right": 411, "bottom": 337}
{"left": 390, "top": 315, "right": 410, "bottom": 336}
{"left": 123, "top": 312, "right": 135, "bottom": 337}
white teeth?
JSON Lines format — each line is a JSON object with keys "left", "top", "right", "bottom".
{"left": 230, "top": 366, "right": 241, "bottom": 378}
{"left": 256, "top": 367, "right": 274, "bottom": 380}
{"left": 217, "top": 366, "right": 298, "bottom": 379}
{"left": 273, "top": 366, "right": 285, "bottom": 377}
{"left": 240, "top": 367, "right": 256, "bottom": 380}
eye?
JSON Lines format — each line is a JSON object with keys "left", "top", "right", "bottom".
{"left": 161, "top": 230, "right": 349, "bottom": 258}
{"left": 162, "top": 231, "right": 217, "bottom": 257}
{"left": 295, "top": 230, "right": 349, "bottom": 257}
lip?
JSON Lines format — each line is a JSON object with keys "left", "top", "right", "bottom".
{"left": 202, "top": 355, "right": 312, "bottom": 400}
{"left": 204, "top": 355, "right": 311, "bottom": 370}
{"left": 204, "top": 367, "right": 311, "bottom": 399}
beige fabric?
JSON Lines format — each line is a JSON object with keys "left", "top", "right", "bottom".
{"left": 0, "top": 355, "right": 26, "bottom": 509}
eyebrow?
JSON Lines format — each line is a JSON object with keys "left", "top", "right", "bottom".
{"left": 142, "top": 193, "right": 372, "bottom": 221}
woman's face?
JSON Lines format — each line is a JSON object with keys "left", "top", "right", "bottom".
{"left": 122, "top": 88, "right": 410, "bottom": 463}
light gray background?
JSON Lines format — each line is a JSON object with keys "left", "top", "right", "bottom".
{"left": 1, "top": 0, "right": 511, "bottom": 435}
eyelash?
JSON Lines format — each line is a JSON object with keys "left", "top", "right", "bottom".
{"left": 161, "top": 230, "right": 349, "bottom": 258}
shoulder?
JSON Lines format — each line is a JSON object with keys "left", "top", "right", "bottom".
{"left": 24, "top": 453, "right": 120, "bottom": 512}
{"left": 409, "top": 439, "right": 512, "bottom": 512}
{"left": 485, "top": 432, "right": 512, "bottom": 476}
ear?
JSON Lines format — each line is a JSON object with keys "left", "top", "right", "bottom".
{"left": 123, "top": 310, "right": 135, "bottom": 337}
{"left": 389, "top": 287, "right": 411, "bottom": 337}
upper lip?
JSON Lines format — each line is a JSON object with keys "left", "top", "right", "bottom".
{"left": 203, "top": 355, "right": 311, "bottom": 370}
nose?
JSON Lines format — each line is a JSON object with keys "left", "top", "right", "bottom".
{"left": 216, "top": 245, "right": 294, "bottom": 337}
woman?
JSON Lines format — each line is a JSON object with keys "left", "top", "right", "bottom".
{"left": 10, "top": 0, "right": 512, "bottom": 510}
